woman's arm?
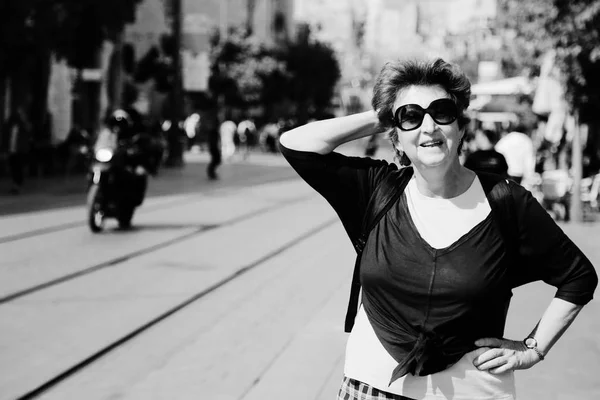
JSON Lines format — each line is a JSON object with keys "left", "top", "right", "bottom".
{"left": 473, "top": 181, "right": 597, "bottom": 374}
{"left": 473, "top": 298, "right": 583, "bottom": 374}
{"left": 525, "top": 297, "right": 583, "bottom": 358}
{"left": 279, "top": 110, "right": 380, "bottom": 154}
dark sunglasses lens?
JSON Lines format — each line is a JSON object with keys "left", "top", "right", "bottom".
{"left": 399, "top": 106, "right": 424, "bottom": 130}
{"left": 430, "top": 100, "right": 457, "bottom": 124}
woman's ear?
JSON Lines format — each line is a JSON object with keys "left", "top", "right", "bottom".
{"left": 391, "top": 135, "right": 403, "bottom": 153}
{"left": 389, "top": 136, "right": 401, "bottom": 157}
{"left": 391, "top": 137, "right": 411, "bottom": 166}
{"left": 457, "top": 130, "right": 466, "bottom": 155}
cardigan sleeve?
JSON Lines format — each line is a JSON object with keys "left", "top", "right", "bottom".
{"left": 279, "top": 141, "right": 396, "bottom": 244}
{"left": 511, "top": 182, "right": 598, "bottom": 305}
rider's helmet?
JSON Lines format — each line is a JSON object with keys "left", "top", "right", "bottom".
{"left": 106, "top": 109, "right": 133, "bottom": 137}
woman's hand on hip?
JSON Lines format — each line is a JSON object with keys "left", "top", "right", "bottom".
{"left": 472, "top": 337, "right": 541, "bottom": 374}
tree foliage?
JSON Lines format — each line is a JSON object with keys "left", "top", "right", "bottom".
{"left": 284, "top": 24, "right": 341, "bottom": 120}
{"left": 0, "top": 0, "right": 142, "bottom": 68}
{"left": 497, "top": 0, "right": 600, "bottom": 122}
{"left": 208, "top": 25, "right": 341, "bottom": 122}
{"left": 135, "top": 35, "right": 177, "bottom": 94}
{"left": 208, "top": 28, "right": 288, "bottom": 108}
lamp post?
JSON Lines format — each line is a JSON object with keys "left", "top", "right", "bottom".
{"left": 172, "top": 0, "right": 182, "bottom": 121}
{"left": 570, "top": 110, "right": 583, "bottom": 222}
{"left": 166, "top": 0, "right": 185, "bottom": 167}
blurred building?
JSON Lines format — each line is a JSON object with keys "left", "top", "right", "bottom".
{"left": 125, "top": 0, "right": 171, "bottom": 62}
{"left": 294, "top": 0, "right": 367, "bottom": 85}
{"left": 363, "top": 0, "right": 498, "bottom": 79}
{"left": 364, "top": 0, "right": 449, "bottom": 72}
{"left": 293, "top": 0, "right": 370, "bottom": 115}
{"left": 126, "top": 0, "right": 294, "bottom": 61}
{"left": 123, "top": 0, "right": 294, "bottom": 120}
{"left": 293, "top": 0, "right": 499, "bottom": 115}
{"left": 443, "top": 0, "right": 501, "bottom": 82}
{"left": 180, "top": 0, "right": 294, "bottom": 92}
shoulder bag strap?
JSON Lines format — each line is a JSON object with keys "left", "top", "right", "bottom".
{"left": 344, "top": 167, "right": 413, "bottom": 332}
{"left": 480, "top": 174, "right": 519, "bottom": 260}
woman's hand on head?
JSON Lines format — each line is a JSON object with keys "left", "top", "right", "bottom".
{"left": 472, "top": 337, "right": 541, "bottom": 374}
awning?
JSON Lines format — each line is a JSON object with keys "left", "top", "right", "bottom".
{"left": 472, "top": 111, "right": 519, "bottom": 123}
{"left": 471, "top": 77, "right": 533, "bottom": 96}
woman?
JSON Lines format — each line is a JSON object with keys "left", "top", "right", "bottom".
{"left": 3, "top": 107, "right": 31, "bottom": 194}
{"left": 464, "top": 128, "right": 509, "bottom": 177}
{"left": 279, "top": 58, "right": 597, "bottom": 400}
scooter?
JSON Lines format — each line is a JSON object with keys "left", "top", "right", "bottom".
{"left": 87, "top": 131, "right": 149, "bottom": 232}
{"left": 581, "top": 172, "right": 600, "bottom": 218}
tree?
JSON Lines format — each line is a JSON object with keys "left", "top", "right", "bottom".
{"left": 0, "top": 0, "right": 141, "bottom": 68}
{"left": 498, "top": 0, "right": 600, "bottom": 221}
{"left": 135, "top": 34, "right": 178, "bottom": 95}
{"left": 0, "top": 0, "right": 142, "bottom": 140}
{"left": 283, "top": 24, "right": 341, "bottom": 123}
{"left": 207, "top": 24, "right": 341, "bottom": 124}
{"left": 208, "top": 28, "right": 288, "bottom": 112}
{"left": 497, "top": 0, "right": 600, "bottom": 123}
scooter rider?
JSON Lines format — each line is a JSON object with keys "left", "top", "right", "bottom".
{"left": 96, "top": 108, "right": 158, "bottom": 175}
{"left": 88, "top": 109, "right": 152, "bottom": 232}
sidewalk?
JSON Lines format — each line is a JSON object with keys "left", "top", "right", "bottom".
{"left": 30, "top": 198, "right": 599, "bottom": 400}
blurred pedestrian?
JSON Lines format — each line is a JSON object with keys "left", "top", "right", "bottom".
{"left": 260, "top": 121, "right": 279, "bottom": 153}
{"left": 237, "top": 118, "right": 256, "bottom": 159}
{"left": 279, "top": 58, "right": 598, "bottom": 400}
{"left": 3, "top": 107, "right": 31, "bottom": 194}
{"left": 464, "top": 129, "right": 509, "bottom": 177}
{"left": 32, "top": 110, "right": 54, "bottom": 176}
{"left": 63, "top": 123, "right": 92, "bottom": 175}
{"left": 535, "top": 139, "right": 555, "bottom": 174}
{"left": 184, "top": 113, "right": 200, "bottom": 149}
{"left": 207, "top": 125, "right": 221, "bottom": 180}
{"left": 219, "top": 119, "right": 237, "bottom": 161}
{"left": 203, "top": 102, "right": 221, "bottom": 180}
{"left": 495, "top": 127, "right": 535, "bottom": 185}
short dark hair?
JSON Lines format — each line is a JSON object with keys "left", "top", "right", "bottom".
{"left": 371, "top": 58, "right": 472, "bottom": 164}
{"left": 479, "top": 129, "right": 499, "bottom": 144}
{"left": 510, "top": 122, "right": 529, "bottom": 135}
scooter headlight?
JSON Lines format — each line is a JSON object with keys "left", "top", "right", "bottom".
{"left": 95, "top": 148, "right": 113, "bottom": 162}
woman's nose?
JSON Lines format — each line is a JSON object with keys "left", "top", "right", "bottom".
{"left": 420, "top": 113, "right": 435, "bottom": 133}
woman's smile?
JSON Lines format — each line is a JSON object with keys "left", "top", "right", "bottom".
{"left": 419, "top": 139, "right": 444, "bottom": 148}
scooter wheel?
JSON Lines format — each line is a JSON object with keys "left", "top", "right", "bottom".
{"left": 87, "top": 184, "right": 104, "bottom": 233}
{"left": 118, "top": 206, "right": 135, "bottom": 229}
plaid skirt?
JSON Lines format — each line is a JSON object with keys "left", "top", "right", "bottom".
{"left": 337, "top": 376, "right": 416, "bottom": 400}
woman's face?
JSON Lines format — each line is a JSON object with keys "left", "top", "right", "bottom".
{"left": 392, "top": 85, "right": 464, "bottom": 169}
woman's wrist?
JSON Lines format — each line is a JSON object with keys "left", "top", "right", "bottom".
{"left": 523, "top": 336, "right": 546, "bottom": 360}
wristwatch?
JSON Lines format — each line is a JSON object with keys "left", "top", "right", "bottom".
{"left": 523, "top": 337, "right": 545, "bottom": 360}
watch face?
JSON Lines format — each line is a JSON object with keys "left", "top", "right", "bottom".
{"left": 525, "top": 337, "right": 538, "bottom": 348}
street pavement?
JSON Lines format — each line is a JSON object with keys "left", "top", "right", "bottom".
{"left": 0, "top": 145, "right": 598, "bottom": 400}
{"left": 0, "top": 150, "right": 297, "bottom": 217}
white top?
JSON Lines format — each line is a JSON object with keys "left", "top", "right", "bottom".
{"left": 219, "top": 120, "right": 237, "bottom": 138}
{"left": 495, "top": 131, "right": 535, "bottom": 179}
{"left": 344, "top": 176, "right": 517, "bottom": 400}
{"left": 237, "top": 120, "right": 256, "bottom": 134}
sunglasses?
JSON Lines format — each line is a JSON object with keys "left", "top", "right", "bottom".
{"left": 392, "top": 98, "right": 458, "bottom": 131}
